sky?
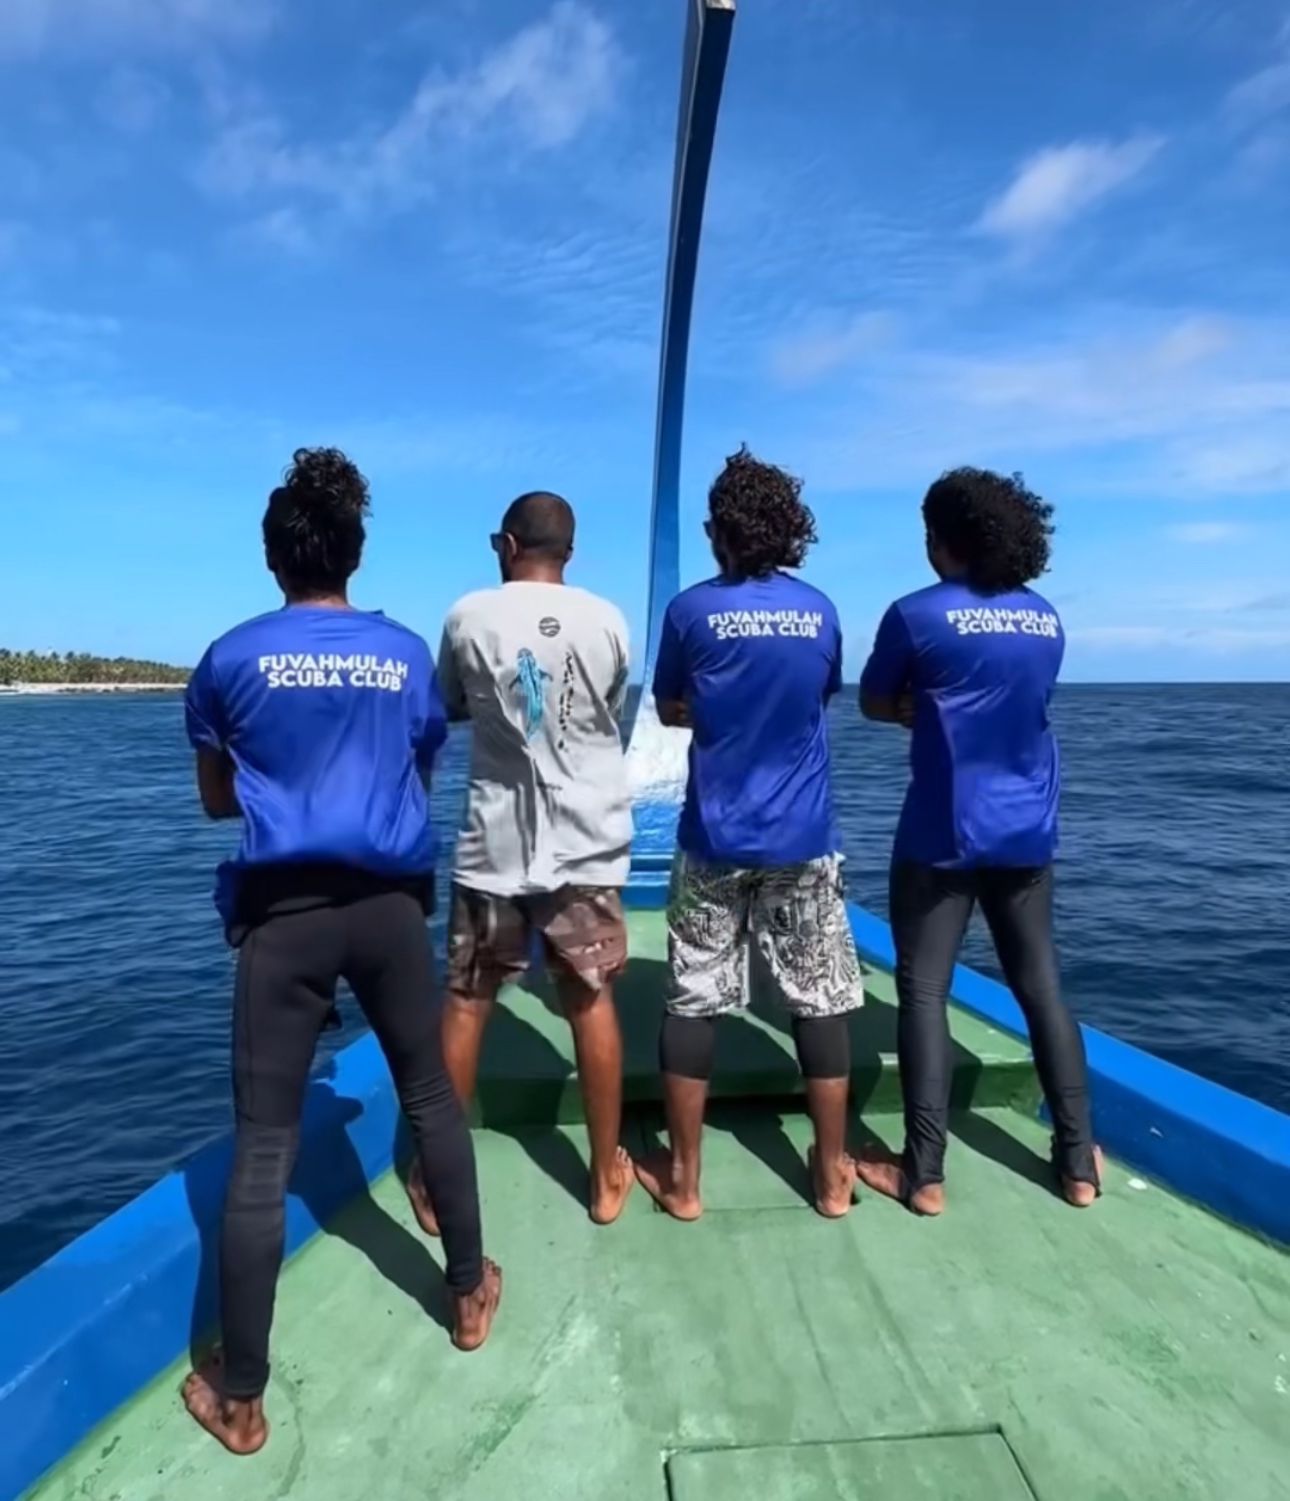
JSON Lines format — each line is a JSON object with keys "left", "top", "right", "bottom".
{"left": 1, "top": 0, "right": 1288, "bottom": 682}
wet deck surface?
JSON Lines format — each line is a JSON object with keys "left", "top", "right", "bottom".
{"left": 37, "top": 1106, "right": 1290, "bottom": 1501}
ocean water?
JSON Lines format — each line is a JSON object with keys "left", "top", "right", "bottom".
{"left": 1, "top": 684, "right": 1287, "bottom": 1290}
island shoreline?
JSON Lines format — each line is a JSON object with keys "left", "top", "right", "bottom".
{"left": 0, "top": 683, "right": 185, "bottom": 696}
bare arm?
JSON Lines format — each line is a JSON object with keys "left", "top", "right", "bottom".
{"left": 657, "top": 698, "right": 691, "bottom": 729}
{"left": 860, "top": 689, "right": 915, "bottom": 728}
{"left": 194, "top": 746, "right": 240, "bottom": 820}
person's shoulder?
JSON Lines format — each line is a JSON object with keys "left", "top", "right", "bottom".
{"left": 443, "top": 588, "right": 501, "bottom": 632}
{"left": 890, "top": 580, "right": 954, "bottom": 620}
{"left": 1017, "top": 584, "right": 1059, "bottom": 616}
{"left": 188, "top": 612, "right": 287, "bottom": 696}
{"left": 776, "top": 573, "right": 839, "bottom": 616}
{"left": 204, "top": 609, "right": 287, "bottom": 662}
{"left": 364, "top": 611, "right": 432, "bottom": 659}
{"left": 666, "top": 575, "right": 725, "bottom": 621}
{"left": 565, "top": 585, "right": 628, "bottom": 634}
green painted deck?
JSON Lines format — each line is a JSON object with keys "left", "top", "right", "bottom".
{"left": 471, "top": 909, "right": 1037, "bottom": 1125}
{"left": 32, "top": 915, "right": 1290, "bottom": 1501}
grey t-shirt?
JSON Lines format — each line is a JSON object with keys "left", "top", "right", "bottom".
{"left": 438, "top": 581, "right": 632, "bottom": 896}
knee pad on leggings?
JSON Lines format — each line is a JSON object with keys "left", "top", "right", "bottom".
{"left": 659, "top": 1013, "right": 717, "bottom": 1081}
{"left": 791, "top": 1013, "right": 851, "bottom": 1080}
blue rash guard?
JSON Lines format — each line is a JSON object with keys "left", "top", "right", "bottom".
{"left": 185, "top": 605, "right": 447, "bottom": 924}
{"left": 861, "top": 580, "right": 1064, "bottom": 868}
{"left": 653, "top": 571, "right": 843, "bottom": 868}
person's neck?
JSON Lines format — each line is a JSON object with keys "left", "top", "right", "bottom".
{"left": 506, "top": 564, "right": 564, "bottom": 586}
{"left": 284, "top": 590, "right": 351, "bottom": 609}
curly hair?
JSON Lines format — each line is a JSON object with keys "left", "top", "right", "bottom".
{"left": 263, "top": 447, "right": 371, "bottom": 595}
{"left": 922, "top": 467, "right": 1054, "bottom": 593}
{"left": 708, "top": 445, "right": 818, "bottom": 579}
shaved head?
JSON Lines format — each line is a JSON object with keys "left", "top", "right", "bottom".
{"left": 500, "top": 491, "right": 575, "bottom": 561}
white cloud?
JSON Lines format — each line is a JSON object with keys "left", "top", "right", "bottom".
{"left": 1167, "top": 435, "right": 1290, "bottom": 495}
{"left": 96, "top": 67, "right": 171, "bottom": 134}
{"left": 746, "top": 311, "right": 1290, "bottom": 498}
{"left": 411, "top": 0, "right": 618, "bottom": 150}
{"left": 769, "top": 311, "right": 896, "bottom": 386}
{"left": 199, "top": 1, "right": 621, "bottom": 213}
{"left": 908, "top": 317, "right": 1289, "bottom": 450}
{"left": 13, "top": 307, "right": 121, "bottom": 339}
{"left": 233, "top": 206, "right": 316, "bottom": 258}
{"left": 1066, "top": 626, "right": 1174, "bottom": 649}
{"left": 1225, "top": 23, "right": 1290, "bottom": 127}
{"left": 0, "top": 305, "right": 122, "bottom": 386}
{"left": 0, "top": 0, "right": 273, "bottom": 58}
{"left": 1227, "top": 59, "right": 1290, "bottom": 123}
{"left": 1069, "top": 624, "right": 1290, "bottom": 654}
{"left": 1165, "top": 521, "right": 1252, "bottom": 544}
{"left": 446, "top": 217, "right": 660, "bottom": 383}
{"left": 977, "top": 135, "right": 1164, "bottom": 241}
{"left": 0, "top": 220, "right": 25, "bottom": 264}
{"left": 1232, "top": 124, "right": 1290, "bottom": 186}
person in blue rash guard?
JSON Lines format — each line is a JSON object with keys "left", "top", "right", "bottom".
{"left": 180, "top": 448, "right": 500, "bottom": 1458}
{"left": 858, "top": 467, "right": 1101, "bottom": 1217}
{"left": 636, "top": 446, "right": 864, "bottom": 1223}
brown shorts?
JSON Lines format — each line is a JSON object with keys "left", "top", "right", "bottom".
{"left": 445, "top": 884, "right": 628, "bottom": 998}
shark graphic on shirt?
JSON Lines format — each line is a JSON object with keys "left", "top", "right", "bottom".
{"left": 510, "top": 648, "right": 554, "bottom": 740}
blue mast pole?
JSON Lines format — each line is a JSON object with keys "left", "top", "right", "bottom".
{"left": 626, "top": 0, "right": 736, "bottom": 871}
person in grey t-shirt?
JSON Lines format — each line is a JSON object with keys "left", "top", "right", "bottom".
{"left": 406, "top": 491, "right": 636, "bottom": 1230}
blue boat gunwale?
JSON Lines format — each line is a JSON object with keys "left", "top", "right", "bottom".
{"left": 847, "top": 905, "right": 1290, "bottom": 1250}
{"left": 2, "top": 881, "right": 1288, "bottom": 1501}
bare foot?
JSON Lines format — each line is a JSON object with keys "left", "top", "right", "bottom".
{"left": 634, "top": 1149, "right": 702, "bottom": 1222}
{"left": 910, "top": 1181, "right": 946, "bottom": 1216}
{"left": 404, "top": 1159, "right": 440, "bottom": 1238}
{"left": 1062, "top": 1145, "right": 1105, "bottom": 1208}
{"left": 589, "top": 1145, "right": 636, "bottom": 1226}
{"left": 182, "top": 1351, "right": 269, "bottom": 1456}
{"left": 807, "top": 1146, "right": 857, "bottom": 1218}
{"left": 854, "top": 1146, "right": 945, "bottom": 1217}
{"left": 453, "top": 1258, "right": 503, "bottom": 1352}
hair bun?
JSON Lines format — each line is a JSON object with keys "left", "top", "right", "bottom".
{"left": 282, "top": 447, "right": 371, "bottom": 519}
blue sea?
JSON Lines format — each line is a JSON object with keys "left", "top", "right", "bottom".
{"left": 1, "top": 684, "right": 1287, "bottom": 1290}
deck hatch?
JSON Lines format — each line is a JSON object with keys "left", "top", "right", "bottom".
{"left": 665, "top": 1432, "right": 1038, "bottom": 1500}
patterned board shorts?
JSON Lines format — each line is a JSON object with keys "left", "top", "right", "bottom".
{"left": 446, "top": 883, "right": 628, "bottom": 998}
{"left": 666, "top": 852, "right": 864, "bottom": 1020}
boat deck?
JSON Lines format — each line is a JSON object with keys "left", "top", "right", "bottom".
{"left": 31, "top": 915, "right": 1290, "bottom": 1501}
{"left": 466, "top": 907, "right": 1036, "bottom": 1127}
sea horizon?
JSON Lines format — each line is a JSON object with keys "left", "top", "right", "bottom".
{"left": 1, "top": 682, "right": 1286, "bottom": 1291}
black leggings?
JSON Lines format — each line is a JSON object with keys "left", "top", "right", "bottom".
{"left": 221, "top": 889, "right": 482, "bottom": 1399}
{"left": 890, "top": 862, "right": 1095, "bottom": 1192}
{"left": 660, "top": 1012, "right": 851, "bottom": 1081}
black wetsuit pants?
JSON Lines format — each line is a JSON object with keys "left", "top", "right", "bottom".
{"left": 220, "top": 887, "right": 482, "bottom": 1399}
{"left": 890, "top": 862, "right": 1096, "bottom": 1191}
